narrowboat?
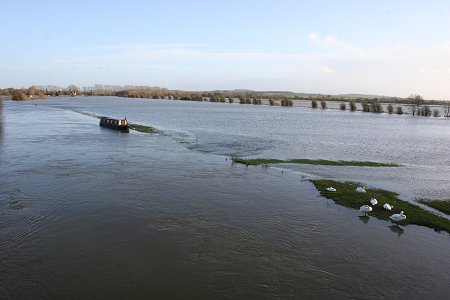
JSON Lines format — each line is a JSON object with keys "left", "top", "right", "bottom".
{"left": 99, "top": 117, "right": 129, "bottom": 132}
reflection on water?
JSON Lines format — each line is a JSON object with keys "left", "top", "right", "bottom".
{"left": 1, "top": 100, "right": 449, "bottom": 299}
{"left": 389, "top": 225, "right": 405, "bottom": 238}
{"left": 358, "top": 216, "right": 371, "bottom": 224}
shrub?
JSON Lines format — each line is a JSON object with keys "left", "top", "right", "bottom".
{"left": 12, "top": 91, "right": 28, "bottom": 100}
{"left": 281, "top": 99, "right": 293, "bottom": 107}
{"left": 396, "top": 106, "right": 404, "bottom": 115}
{"left": 320, "top": 100, "right": 327, "bottom": 109}
{"left": 269, "top": 98, "right": 276, "bottom": 106}
{"left": 444, "top": 104, "right": 450, "bottom": 117}
{"left": 371, "top": 100, "right": 383, "bottom": 113}
{"left": 311, "top": 99, "right": 318, "bottom": 109}
{"left": 387, "top": 104, "right": 394, "bottom": 114}
{"left": 362, "top": 102, "right": 370, "bottom": 112}
{"left": 420, "top": 105, "right": 431, "bottom": 116}
{"left": 339, "top": 103, "right": 346, "bottom": 110}
{"left": 190, "top": 94, "right": 203, "bottom": 101}
{"left": 374, "top": 103, "right": 383, "bottom": 113}
{"left": 252, "top": 98, "right": 262, "bottom": 105}
{"left": 433, "top": 109, "right": 440, "bottom": 117}
{"left": 349, "top": 100, "right": 356, "bottom": 111}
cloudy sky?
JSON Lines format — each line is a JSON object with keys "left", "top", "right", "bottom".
{"left": 1, "top": 0, "right": 450, "bottom": 99}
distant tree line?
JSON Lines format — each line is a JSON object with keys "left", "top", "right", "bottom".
{"left": 2, "top": 85, "right": 450, "bottom": 118}
{"left": 307, "top": 94, "right": 448, "bottom": 118}
{"left": 0, "top": 86, "right": 47, "bottom": 100}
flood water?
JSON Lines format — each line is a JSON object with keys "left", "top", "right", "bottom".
{"left": 1, "top": 97, "right": 449, "bottom": 299}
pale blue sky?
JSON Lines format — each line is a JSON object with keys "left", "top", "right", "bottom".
{"left": 1, "top": 0, "right": 450, "bottom": 98}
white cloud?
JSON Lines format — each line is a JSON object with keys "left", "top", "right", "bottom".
{"left": 308, "top": 32, "right": 319, "bottom": 43}
{"left": 323, "top": 36, "right": 338, "bottom": 44}
{"left": 319, "top": 66, "right": 336, "bottom": 73}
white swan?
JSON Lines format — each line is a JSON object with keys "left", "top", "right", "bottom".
{"left": 359, "top": 205, "right": 372, "bottom": 216}
{"left": 383, "top": 203, "right": 393, "bottom": 210}
{"left": 356, "top": 186, "right": 366, "bottom": 193}
{"left": 326, "top": 187, "right": 336, "bottom": 192}
{"left": 370, "top": 198, "right": 378, "bottom": 205}
{"left": 390, "top": 211, "right": 406, "bottom": 225}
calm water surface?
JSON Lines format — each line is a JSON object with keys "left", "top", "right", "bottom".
{"left": 0, "top": 98, "right": 449, "bottom": 299}
{"left": 44, "top": 96, "right": 450, "bottom": 200}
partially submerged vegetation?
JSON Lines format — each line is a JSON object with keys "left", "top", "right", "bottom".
{"left": 312, "top": 180, "right": 450, "bottom": 233}
{"left": 232, "top": 157, "right": 400, "bottom": 167}
{"left": 418, "top": 199, "right": 450, "bottom": 215}
{"left": 129, "top": 123, "right": 160, "bottom": 134}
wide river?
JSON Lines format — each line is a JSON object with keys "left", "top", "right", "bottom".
{"left": 1, "top": 97, "right": 449, "bottom": 299}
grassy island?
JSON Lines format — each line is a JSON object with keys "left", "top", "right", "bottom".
{"left": 232, "top": 157, "right": 400, "bottom": 167}
{"left": 418, "top": 199, "right": 450, "bottom": 215}
{"left": 311, "top": 180, "right": 450, "bottom": 233}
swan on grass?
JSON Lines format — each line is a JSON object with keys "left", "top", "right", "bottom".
{"left": 390, "top": 211, "right": 406, "bottom": 225}
{"left": 370, "top": 198, "right": 378, "bottom": 206}
{"left": 356, "top": 186, "right": 366, "bottom": 193}
{"left": 326, "top": 187, "right": 336, "bottom": 192}
{"left": 383, "top": 203, "right": 393, "bottom": 210}
{"left": 359, "top": 205, "right": 372, "bottom": 216}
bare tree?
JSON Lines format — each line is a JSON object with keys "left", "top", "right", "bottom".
{"left": 408, "top": 94, "right": 424, "bottom": 116}
{"left": 27, "top": 86, "right": 36, "bottom": 96}
{"left": 444, "top": 102, "right": 450, "bottom": 117}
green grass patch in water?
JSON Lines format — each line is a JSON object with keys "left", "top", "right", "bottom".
{"left": 418, "top": 199, "right": 450, "bottom": 215}
{"left": 232, "top": 157, "right": 400, "bottom": 167}
{"left": 129, "top": 123, "right": 160, "bottom": 134}
{"left": 311, "top": 180, "right": 450, "bottom": 233}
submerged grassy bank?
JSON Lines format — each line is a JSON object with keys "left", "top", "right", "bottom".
{"left": 129, "top": 123, "right": 160, "bottom": 134}
{"left": 232, "top": 157, "right": 400, "bottom": 167}
{"left": 418, "top": 199, "right": 450, "bottom": 215}
{"left": 312, "top": 180, "right": 450, "bottom": 233}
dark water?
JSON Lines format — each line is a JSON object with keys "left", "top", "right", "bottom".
{"left": 1, "top": 99, "right": 449, "bottom": 299}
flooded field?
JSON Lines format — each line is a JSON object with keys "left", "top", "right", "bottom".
{"left": 1, "top": 98, "right": 449, "bottom": 299}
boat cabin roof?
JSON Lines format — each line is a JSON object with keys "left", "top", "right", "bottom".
{"left": 100, "top": 117, "right": 127, "bottom": 121}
